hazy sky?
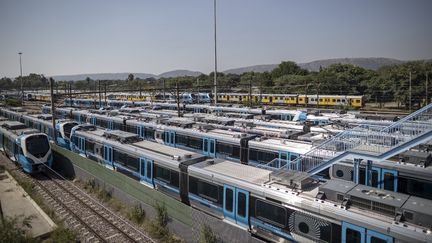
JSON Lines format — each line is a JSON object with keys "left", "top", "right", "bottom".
{"left": 1, "top": 0, "right": 431, "bottom": 78}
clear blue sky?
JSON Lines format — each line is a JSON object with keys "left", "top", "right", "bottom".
{"left": 1, "top": 0, "right": 431, "bottom": 78}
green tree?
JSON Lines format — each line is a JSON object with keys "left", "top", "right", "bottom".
{"left": 271, "top": 61, "right": 308, "bottom": 79}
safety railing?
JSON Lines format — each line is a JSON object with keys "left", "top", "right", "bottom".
{"left": 270, "top": 103, "right": 432, "bottom": 178}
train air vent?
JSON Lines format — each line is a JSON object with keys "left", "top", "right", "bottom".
{"left": 173, "top": 155, "right": 181, "bottom": 161}
{"left": 207, "top": 160, "right": 215, "bottom": 165}
{"left": 184, "top": 154, "right": 192, "bottom": 158}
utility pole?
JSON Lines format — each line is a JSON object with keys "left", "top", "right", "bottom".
{"left": 197, "top": 78, "right": 200, "bottom": 103}
{"left": 104, "top": 83, "right": 107, "bottom": 105}
{"left": 98, "top": 80, "right": 102, "bottom": 108}
{"left": 50, "top": 78, "right": 57, "bottom": 143}
{"left": 213, "top": 0, "right": 218, "bottom": 105}
{"left": 305, "top": 79, "right": 308, "bottom": 108}
{"left": 18, "top": 52, "right": 23, "bottom": 104}
{"left": 409, "top": 72, "right": 412, "bottom": 112}
{"left": 69, "top": 83, "right": 72, "bottom": 107}
{"left": 163, "top": 79, "right": 166, "bottom": 102}
{"left": 176, "top": 80, "right": 181, "bottom": 117}
{"left": 249, "top": 77, "right": 252, "bottom": 107}
{"left": 426, "top": 72, "right": 429, "bottom": 105}
{"left": 316, "top": 80, "right": 321, "bottom": 110}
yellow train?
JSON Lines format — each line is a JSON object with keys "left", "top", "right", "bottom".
{"left": 217, "top": 93, "right": 364, "bottom": 108}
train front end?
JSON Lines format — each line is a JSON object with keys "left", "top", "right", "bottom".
{"left": 16, "top": 133, "right": 53, "bottom": 173}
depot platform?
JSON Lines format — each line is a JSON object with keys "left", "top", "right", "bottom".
{"left": 0, "top": 170, "right": 56, "bottom": 239}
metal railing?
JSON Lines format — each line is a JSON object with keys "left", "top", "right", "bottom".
{"left": 267, "top": 103, "right": 432, "bottom": 177}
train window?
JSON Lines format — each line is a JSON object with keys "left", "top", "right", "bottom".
{"left": 216, "top": 143, "right": 232, "bottom": 155}
{"left": 370, "top": 237, "right": 387, "bottom": 243}
{"left": 176, "top": 134, "right": 188, "bottom": 146}
{"left": 189, "top": 176, "right": 198, "bottom": 194}
{"left": 332, "top": 99, "right": 336, "bottom": 102}
{"left": 255, "top": 200, "right": 286, "bottom": 227}
{"left": 198, "top": 180, "right": 219, "bottom": 202}
{"left": 258, "top": 150, "right": 278, "bottom": 163}
{"left": 145, "top": 129, "right": 155, "bottom": 139}
{"left": 356, "top": 100, "right": 361, "bottom": 103}
{"left": 337, "top": 99, "right": 341, "bottom": 102}
{"left": 155, "top": 165, "right": 171, "bottom": 183}
{"left": 189, "top": 137, "right": 203, "bottom": 150}
{"left": 72, "top": 136, "right": 78, "bottom": 146}
{"left": 170, "top": 171, "right": 179, "bottom": 187}
{"left": 408, "top": 179, "right": 432, "bottom": 199}
{"left": 319, "top": 99, "right": 323, "bottom": 102}
{"left": 146, "top": 162, "right": 151, "bottom": 178}
{"left": 226, "top": 188, "right": 234, "bottom": 212}
{"left": 371, "top": 170, "right": 379, "bottom": 187}
{"left": 113, "top": 150, "right": 139, "bottom": 172}
{"left": 346, "top": 228, "right": 362, "bottom": 243}
{"left": 238, "top": 192, "right": 246, "bottom": 217}
{"left": 383, "top": 173, "right": 395, "bottom": 191}
{"left": 86, "top": 140, "right": 95, "bottom": 153}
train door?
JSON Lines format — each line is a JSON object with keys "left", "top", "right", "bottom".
{"left": 108, "top": 120, "right": 114, "bottom": 130}
{"left": 342, "top": 222, "right": 393, "bottom": 243}
{"left": 78, "top": 137, "right": 85, "bottom": 154}
{"left": 203, "top": 138, "right": 216, "bottom": 157}
{"left": 382, "top": 169, "right": 398, "bottom": 192}
{"left": 139, "top": 157, "right": 153, "bottom": 186}
{"left": 223, "top": 185, "right": 249, "bottom": 227}
{"left": 342, "top": 222, "right": 365, "bottom": 243}
{"left": 103, "top": 145, "right": 113, "bottom": 169}
{"left": 138, "top": 125, "right": 145, "bottom": 139}
{"left": 366, "top": 167, "right": 398, "bottom": 192}
{"left": 164, "top": 130, "right": 175, "bottom": 147}
{"left": 90, "top": 117, "right": 96, "bottom": 125}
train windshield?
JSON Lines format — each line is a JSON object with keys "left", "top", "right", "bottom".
{"left": 63, "top": 122, "right": 78, "bottom": 139}
{"left": 26, "top": 135, "right": 50, "bottom": 158}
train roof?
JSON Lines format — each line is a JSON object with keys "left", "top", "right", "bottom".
{"left": 189, "top": 159, "right": 272, "bottom": 185}
{"left": 76, "top": 128, "right": 205, "bottom": 167}
{"left": 403, "top": 196, "right": 432, "bottom": 217}
{"left": 248, "top": 137, "right": 313, "bottom": 154}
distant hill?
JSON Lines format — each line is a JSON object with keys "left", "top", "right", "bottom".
{"left": 299, "top": 57, "right": 404, "bottom": 71}
{"left": 51, "top": 69, "right": 203, "bottom": 81}
{"left": 223, "top": 57, "right": 410, "bottom": 74}
{"left": 51, "top": 73, "right": 156, "bottom": 81}
{"left": 158, "top": 69, "right": 202, "bottom": 78}
{"left": 50, "top": 57, "right": 429, "bottom": 81}
{"left": 223, "top": 64, "right": 278, "bottom": 75}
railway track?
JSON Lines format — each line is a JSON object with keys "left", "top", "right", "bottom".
{"left": 1, "top": 157, "right": 154, "bottom": 243}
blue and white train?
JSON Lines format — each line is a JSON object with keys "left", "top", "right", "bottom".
{"left": 0, "top": 108, "right": 78, "bottom": 150}
{"left": 67, "top": 125, "right": 431, "bottom": 242}
{"left": 0, "top": 119, "right": 53, "bottom": 173}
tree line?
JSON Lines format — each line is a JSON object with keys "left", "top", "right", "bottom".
{"left": 1, "top": 60, "right": 430, "bottom": 108}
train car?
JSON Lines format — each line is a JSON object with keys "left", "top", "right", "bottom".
{"left": 57, "top": 109, "right": 314, "bottom": 166}
{"left": 0, "top": 120, "right": 53, "bottom": 173}
{"left": 0, "top": 108, "right": 79, "bottom": 150}
{"left": 188, "top": 159, "right": 429, "bottom": 242}
{"left": 196, "top": 93, "right": 212, "bottom": 103}
{"left": 70, "top": 125, "right": 207, "bottom": 203}
{"left": 330, "top": 153, "right": 432, "bottom": 200}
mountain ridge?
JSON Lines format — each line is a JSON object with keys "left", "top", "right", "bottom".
{"left": 50, "top": 57, "right": 429, "bottom": 81}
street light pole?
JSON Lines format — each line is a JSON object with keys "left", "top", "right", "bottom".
{"left": 213, "top": 0, "right": 218, "bottom": 105}
{"left": 18, "top": 52, "right": 23, "bottom": 103}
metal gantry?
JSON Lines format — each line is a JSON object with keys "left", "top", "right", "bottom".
{"left": 263, "top": 103, "right": 432, "bottom": 187}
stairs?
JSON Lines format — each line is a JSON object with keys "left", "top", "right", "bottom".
{"left": 268, "top": 103, "right": 432, "bottom": 188}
